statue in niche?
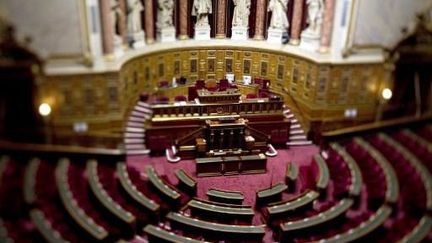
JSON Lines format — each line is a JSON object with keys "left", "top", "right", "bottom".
{"left": 192, "top": 0, "right": 213, "bottom": 27}
{"left": 110, "top": 0, "right": 122, "bottom": 36}
{"left": 157, "top": 0, "right": 174, "bottom": 30}
{"left": 267, "top": 0, "right": 289, "bottom": 30}
{"left": 232, "top": 0, "right": 251, "bottom": 27}
{"left": 304, "top": 0, "right": 324, "bottom": 35}
{"left": 126, "top": 0, "right": 144, "bottom": 35}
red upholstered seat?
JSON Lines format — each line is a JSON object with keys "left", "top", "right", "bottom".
{"left": 262, "top": 79, "right": 270, "bottom": 89}
{"left": 219, "top": 79, "right": 229, "bottom": 91}
{"left": 246, "top": 93, "right": 257, "bottom": 99}
{"left": 254, "top": 77, "right": 263, "bottom": 86}
{"left": 158, "top": 80, "right": 169, "bottom": 88}
{"left": 156, "top": 96, "right": 169, "bottom": 104}
{"left": 175, "top": 95, "right": 187, "bottom": 102}
{"left": 139, "top": 92, "right": 149, "bottom": 102}
{"left": 195, "top": 79, "right": 205, "bottom": 89}
{"left": 188, "top": 86, "right": 198, "bottom": 101}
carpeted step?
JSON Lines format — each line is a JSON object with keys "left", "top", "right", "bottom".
{"left": 290, "top": 124, "right": 301, "bottom": 129}
{"left": 137, "top": 101, "right": 151, "bottom": 108}
{"left": 125, "top": 143, "right": 147, "bottom": 150}
{"left": 124, "top": 138, "right": 145, "bottom": 144}
{"left": 285, "top": 113, "right": 295, "bottom": 119}
{"left": 283, "top": 109, "right": 291, "bottom": 114}
{"left": 127, "top": 121, "right": 144, "bottom": 128}
{"left": 289, "top": 129, "right": 304, "bottom": 135}
{"left": 290, "top": 135, "right": 307, "bottom": 141}
{"left": 129, "top": 116, "right": 147, "bottom": 123}
{"left": 286, "top": 140, "right": 313, "bottom": 146}
{"left": 126, "top": 149, "right": 151, "bottom": 155}
{"left": 124, "top": 132, "right": 145, "bottom": 138}
{"left": 125, "top": 127, "right": 145, "bottom": 133}
{"left": 134, "top": 106, "right": 152, "bottom": 114}
{"left": 131, "top": 110, "right": 149, "bottom": 118}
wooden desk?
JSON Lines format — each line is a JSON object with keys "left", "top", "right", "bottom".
{"left": 256, "top": 182, "right": 288, "bottom": 206}
{"left": 223, "top": 156, "right": 241, "bottom": 175}
{"left": 239, "top": 154, "right": 267, "bottom": 174}
{"left": 0, "top": 156, "right": 9, "bottom": 185}
{"left": 56, "top": 158, "right": 108, "bottom": 240}
{"left": 379, "top": 133, "right": 432, "bottom": 211}
{"left": 188, "top": 199, "right": 254, "bottom": 222}
{"left": 144, "top": 224, "right": 205, "bottom": 243}
{"left": 196, "top": 154, "right": 267, "bottom": 177}
{"left": 116, "top": 163, "right": 160, "bottom": 213}
{"left": 145, "top": 166, "right": 181, "bottom": 203}
{"left": 264, "top": 190, "right": 319, "bottom": 221}
{"left": 279, "top": 198, "right": 353, "bottom": 240}
{"left": 207, "top": 188, "right": 244, "bottom": 204}
{"left": 320, "top": 205, "right": 392, "bottom": 243}
{"left": 285, "top": 162, "right": 298, "bottom": 192}
{"left": 196, "top": 157, "right": 223, "bottom": 177}
{"left": 24, "top": 158, "right": 40, "bottom": 205}
{"left": 167, "top": 212, "right": 266, "bottom": 240}
{"left": 175, "top": 169, "right": 197, "bottom": 195}
{"left": 313, "top": 154, "right": 330, "bottom": 191}
{"left": 355, "top": 137, "right": 399, "bottom": 204}
{"left": 30, "top": 209, "right": 68, "bottom": 243}
{"left": 398, "top": 215, "right": 432, "bottom": 243}
{"left": 330, "top": 143, "right": 363, "bottom": 197}
{"left": 87, "top": 160, "right": 135, "bottom": 224}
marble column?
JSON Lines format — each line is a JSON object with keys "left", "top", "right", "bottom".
{"left": 253, "top": 0, "right": 266, "bottom": 40}
{"left": 319, "top": 0, "right": 336, "bottom": 53}
{"left": 289, "top": 0, "right": 304, "bottom": 45}
{"left": 118, "top": 0, "right": 128, "bottom": 46}
{"left": 179, "top": 0, "right": 189, "bottom": 39}
{"left": 85, "top": 0, "right": 103, "bottom": 64}
{"left": 99, "top": 0, "right": 114, "bottom": 55}
{"left": 144, "top": 0, "right": 155, "bottom": 43}
{"left": 216, "top": 0, "right": 227, "bottom": 38}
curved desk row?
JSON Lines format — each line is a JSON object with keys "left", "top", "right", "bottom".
{"left": 188, "top": 198, "right": 254, "bottom": 222}
{"left": 87, "top": 160, "right": 135, "bottom": 224}
{"left": 167, "top": 212, "right": 266, "bottom": 241}
{"left": 330, "top": 143, "right": 363, "bottom": 197}
{"left": 116, "top": 163, "right": 160, "bottom": 213}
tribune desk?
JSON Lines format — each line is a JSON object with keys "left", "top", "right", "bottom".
{"left": 196, "top": 154, "right": 267, "bottom": 177}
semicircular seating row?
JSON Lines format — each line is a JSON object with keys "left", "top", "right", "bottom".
{"left": 1, "top": 127, "right": 432, "bottom": 242}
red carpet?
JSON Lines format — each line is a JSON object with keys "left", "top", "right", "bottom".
{"left": 128, "top": 145, "right": 318, "bottom": 229}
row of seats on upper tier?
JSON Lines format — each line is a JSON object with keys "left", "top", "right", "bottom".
{"left": 317, "top": 127, "right": 432, "bottom": 243}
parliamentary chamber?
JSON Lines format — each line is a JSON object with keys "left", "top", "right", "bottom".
{"left": 0, "top": 0, "right": 432, "bottom": 242}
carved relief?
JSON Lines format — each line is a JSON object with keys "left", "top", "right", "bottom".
{"left": 226, "top": 59, "right": 233, "bottom": 73}
{"left": 243, "top": 59, "right": 251, "bottom": 74}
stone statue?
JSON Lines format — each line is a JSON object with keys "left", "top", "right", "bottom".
{"left": 192, "top": 0, "right": 212, "bottom": 27}
{"left": 267, "top": 0, "right": 289, "bottom": 30}
{"left": 304, "top": 0, "right": 324, "bottom": 35}
{"left": 232, "top": 0, "right": 251, "bottom": 27}
{"left": 110, "top": 0, "right": 122, "bottom": 36}
{"left": 126, "top": 0, "right": 144, "bottom": 34}
{"left": 157, "top": 0, "right": 174, "bottom": 30}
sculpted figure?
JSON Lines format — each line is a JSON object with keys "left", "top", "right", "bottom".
{"left": 126, "top": 0, "right": 144, "bottom": 34}
{"left": 157, "top": 0, "right": 174, "bottom": 29}
{"left": 110, "top": 0, "right": 122, "bottom": 36}
{"left": 232, "top": 0, "right": 251, "bottom": 27}
{"left": 192, "top": 0, "right": 213, "bottom": 26}
{"left": 267, "top": 0, "right": 289, "bottom": 30}
{"left": 305, "top": 0, "right": 324, "bottom": 35}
